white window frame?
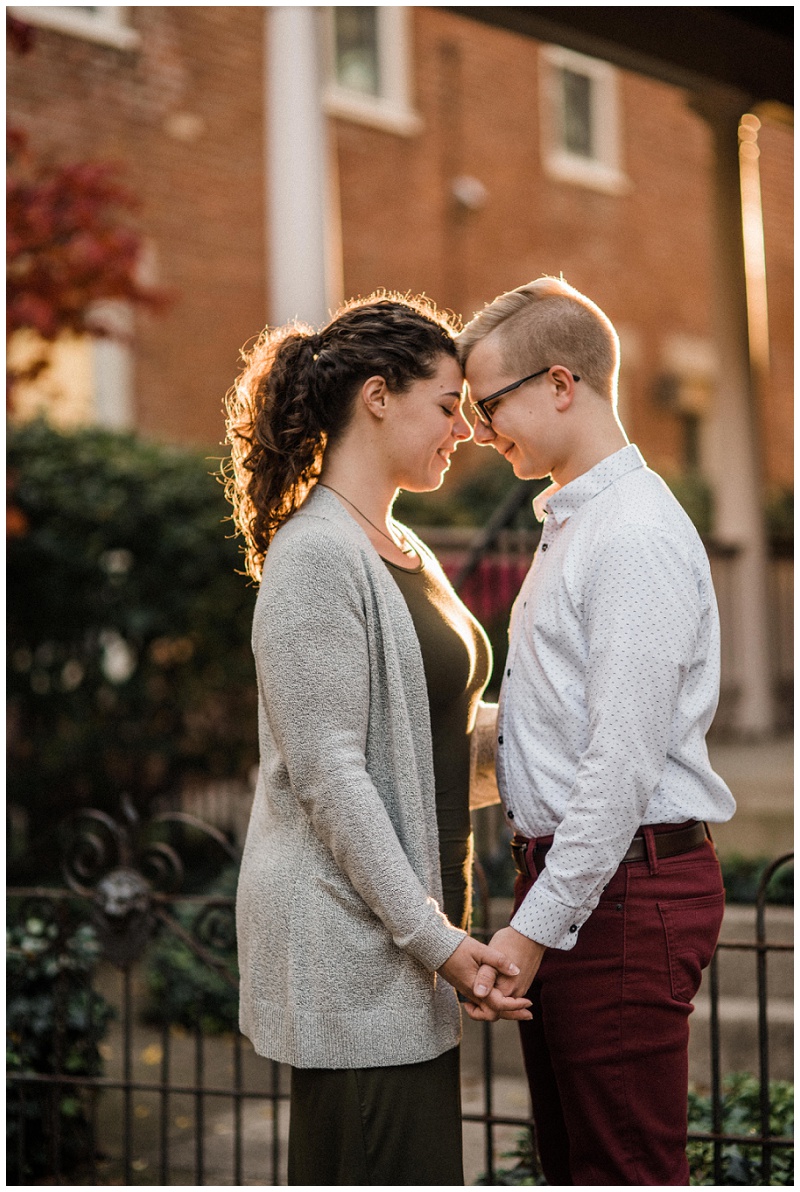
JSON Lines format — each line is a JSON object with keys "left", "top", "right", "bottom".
{"left": 540, "top": 45, "right": 627, "bottom": 195}
{"left": 9, "top": 7, "right": 140, "bottom": 51}
{"left": 91, "top": 301, "right": 135, "bottom": 431}
{"left": 322, "top": 7, "right": 422, "bottom": 137}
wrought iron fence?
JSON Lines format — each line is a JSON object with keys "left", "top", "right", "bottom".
{"left": 6, "top": 805, "right": 793, "bottom": 1185}
{"left": 465, "top": 852, "right": 794, "bottom": 1186}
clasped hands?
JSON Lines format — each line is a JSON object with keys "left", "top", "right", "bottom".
{"left": 438, "top": 927, "right": 546, "bottom": 1021}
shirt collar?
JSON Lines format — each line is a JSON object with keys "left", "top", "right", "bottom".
{"left": 534, "top": 444, "right": 646, "bottom": 525}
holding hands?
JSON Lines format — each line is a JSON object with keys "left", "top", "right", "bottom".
{"left": 438, "top": 929, "right": 546, "bottom": 1021}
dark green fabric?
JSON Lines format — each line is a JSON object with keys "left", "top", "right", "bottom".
{"left": 288, "top": 1046, "right": 463, "bottom": 1185}
{"left": 386, "top": 556, "right": 492, "bottom": 930}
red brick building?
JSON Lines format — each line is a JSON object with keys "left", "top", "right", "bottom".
{"left": 7, "top": 7, "right": 791, "bottom": 481}
{"left": 7, "top": 6, "right": 792, "bottom": 733}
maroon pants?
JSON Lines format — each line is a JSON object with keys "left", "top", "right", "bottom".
{"left": 514, "top": 829, "right": 725, "bottom": 1186}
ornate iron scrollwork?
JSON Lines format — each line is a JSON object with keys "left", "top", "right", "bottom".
{"left": 59, "top": 800, "right": 241, "bottom": 969}
{"left": 91, "top": 867, "right": 154, "bottom": 968}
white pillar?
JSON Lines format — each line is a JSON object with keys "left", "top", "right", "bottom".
{"left": 692, "top": 88, "right": 774, "bottom": 736}
{"left": 264, "top": 7, "right": 343, "bottom": 328}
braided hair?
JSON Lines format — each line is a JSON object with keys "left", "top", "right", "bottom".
{"left": 224, "top": 292, "right": 459, "bottom": 581}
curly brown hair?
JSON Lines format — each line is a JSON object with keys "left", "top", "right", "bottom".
{"left": 224, "top": 292, "right": 460, "bottom": 581}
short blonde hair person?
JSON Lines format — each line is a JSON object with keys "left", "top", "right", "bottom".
{"left": 457, "top": 277, "right": 620, "bottom": 404}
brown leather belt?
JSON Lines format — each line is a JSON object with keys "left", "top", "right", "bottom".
{"left": 510, "top": 820, "right": 709, "bottom": 880}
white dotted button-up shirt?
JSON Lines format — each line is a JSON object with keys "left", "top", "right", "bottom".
{"left": 499, "top": 445, "right": 735, "bottom": 951}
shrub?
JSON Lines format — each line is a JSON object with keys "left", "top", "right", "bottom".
{"left": 478, "top": 842, "right": 793, "bottom": 906}
{"left": 141, "top": 865, "right": 239, "bottom": 1034}
{"left": 7, "top": 910, "right": 114, "bottom": 1183}
{"left": 7, "top": 421, "right": 258, "bottom": 877}
{"left": 476, "top": 1074, "right": 793, "bottom": 1185}
{"left": 720, "top": 854, "right": 793, "bottom": 906}
{"left": 687, "top": 1073, "right": 794, "bottom": 1185}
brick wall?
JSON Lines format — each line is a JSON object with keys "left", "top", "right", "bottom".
{"left": 7, "top": 7, "right": 792, "bottom": 491}
{"left": 337, "top": 8, "right": 791, "bottom": 491}
{"left": 7, "top": 7, "right": 266, "bottom": 447}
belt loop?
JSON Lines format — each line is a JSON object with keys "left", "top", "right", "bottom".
{"left": 643, "top": 826, "right": 659, "bottom": 875}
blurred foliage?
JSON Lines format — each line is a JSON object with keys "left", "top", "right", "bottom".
{"left": 664, "top": 473, "right": 714, "bottom": 537}
{"left": 397, "top": 453, "right": 715, "bottom": 536}
{"left": 141, "top": 866, "right": 239, "bottom": 1034}
{"left": 719, "top": 854, "right": 793, "bottom": 906}
{"left": 7, "top": 421, "right": 258, "bottom": 878}
{"left": 478, "top": 838, "right": 792, "bottom": 906}
{"left": 765, "top": 488, "right": 793, "bottom": 549}
{"left": 398, "top": 456, "right": 791, "bottom": 556}
{"left": 395, "top": 450, "right": 538, "bottom": 529}
{"left": 6, "top": 125, "right": 167, "bottom": 392}
{"left": 476, "top": 1074, "right": 793, "bottom": 1185}
{"left": 7, "top": 910, "right": 114, "bottom": 1183}
{"left": 473, "top": 1126, "right": 545, "bottom": 1185}
{"left": 687, "top": 1073, "right": 794, "bottom": 1185}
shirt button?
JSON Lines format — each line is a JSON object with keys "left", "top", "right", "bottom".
{"left": 507, "top": 810, "right": 515, "bottom": 820}
{"left": 541, "top": 543, "right": 548, "bottom": 552}
{"left": 507, "top": 668, "right": 511, "bottom": 677}
{"left": 569, "top": 924, "right": 578, "bottom": 934}
{"left": 498, "top": 735, "right": 504, "bottom": 744}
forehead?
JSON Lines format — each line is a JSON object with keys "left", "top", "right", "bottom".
{"left": 464, "top": 334, "right": 513, "bottom": 397}
{"left": 419, "top": 353, "right": 464, "bottom": 394}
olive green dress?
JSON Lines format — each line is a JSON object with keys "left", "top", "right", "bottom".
{"left": 288, "top": 552, "right": 492, "bottom": 1186}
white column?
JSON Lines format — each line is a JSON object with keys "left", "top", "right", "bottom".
{"left": 692, "top": 88, "right": 774, "bottom": 736}
{"left": 265, "top": 7, "right": 343, "bottom": 328}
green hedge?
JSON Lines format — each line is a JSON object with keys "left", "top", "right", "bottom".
{"left": 477, "top": 1074, "right": 793, "bottom": 1185}
{"left": 7, "top": 421, "right": 257, "bottom": 876}
{"left": 7, "top": 911, "right": 114, "bottom": 1183}
{"left": 141, "top": 865, "right": 239, "bottom": 1034}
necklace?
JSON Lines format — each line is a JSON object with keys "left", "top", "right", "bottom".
{"left": 318, "top": 483, "right": 416, "bottom": 557}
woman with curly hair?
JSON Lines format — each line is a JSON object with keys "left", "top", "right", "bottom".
{"left": 226, "top": 294, "right": 530, "bottom": 1184}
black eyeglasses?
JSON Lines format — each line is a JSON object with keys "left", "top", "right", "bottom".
{"left": 469, "top": 366, "right": 581, "bottom": 427}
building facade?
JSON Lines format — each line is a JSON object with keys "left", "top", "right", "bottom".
{"left": 7, "top": 5, "right": 793, "bottom": 732}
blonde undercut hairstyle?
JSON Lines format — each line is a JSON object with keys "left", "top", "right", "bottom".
{"left": 457, "top": 276, "right": 620, "bottom": 403}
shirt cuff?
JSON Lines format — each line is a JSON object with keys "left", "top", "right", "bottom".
{"left": 511, "top": 883, "right": 592, "bottom": 951}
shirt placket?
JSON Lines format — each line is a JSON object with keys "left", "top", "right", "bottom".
{"left": 497, "top": 518, "right": 558, "bottom": 824}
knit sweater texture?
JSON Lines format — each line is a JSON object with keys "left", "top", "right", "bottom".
{"left": 236, "top": 485, "right": 467, "bottom": 1069}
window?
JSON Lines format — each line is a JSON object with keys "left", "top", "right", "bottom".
{"left": 9, "top": 7, "right": 139, "bottom": 50}
{"left": 334, "top": 7, "right": 381, "bottom": 97}
{"left": 8, "top": 304, "right": 135, "bottom": 433}
{"left": 540, "top": 46, "right": 626, "bottom": 193}
{"left": 8, "top": 330, "right": 96, "bottom": 431}
{"left": 324, "top": 7, "right": 421, "bottom": 136}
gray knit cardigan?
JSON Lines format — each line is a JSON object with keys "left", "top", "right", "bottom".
{"left": 236, "top": 485, "right": 468, "bottom": 1069}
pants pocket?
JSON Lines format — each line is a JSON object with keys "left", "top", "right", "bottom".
{"left": 658, "top": 891, "right": 726, "bottom": 1004}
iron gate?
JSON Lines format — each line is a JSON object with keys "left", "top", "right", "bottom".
{"left": 7, "top": 805, "right": 793, "bottom": 1185}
